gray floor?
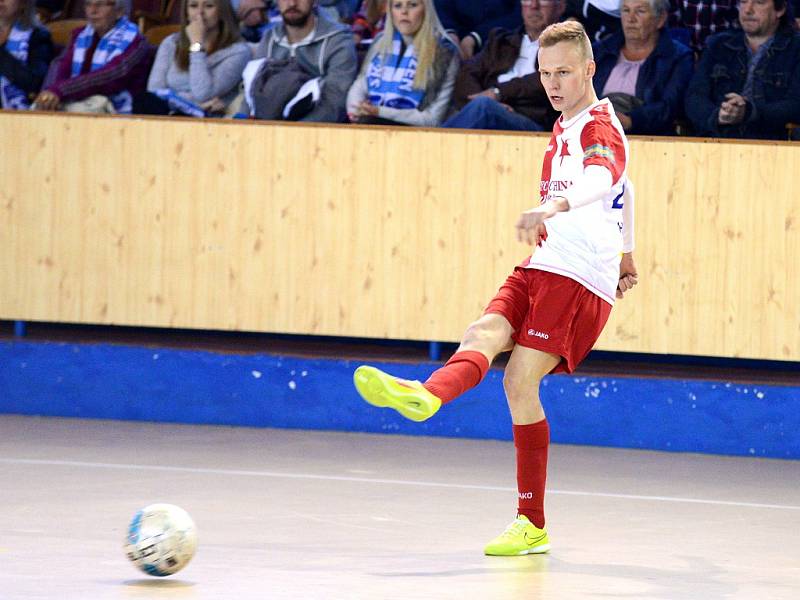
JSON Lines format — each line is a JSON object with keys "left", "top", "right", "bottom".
{"left": 0, "top": 415, "right": 798, "bottom": 600}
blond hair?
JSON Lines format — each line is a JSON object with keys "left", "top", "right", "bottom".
{"left": 539, "top": 21, "right": 593, "bottom": 61}
{"left": 373, "top": 0, "right": 454, "bottom": 90}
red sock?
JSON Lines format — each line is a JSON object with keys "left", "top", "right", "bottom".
{"left": 422, "top": 350, "right": 489, "bottom": 404}
{"left": 513, "top": 420, "right": 549, "bottom": 529}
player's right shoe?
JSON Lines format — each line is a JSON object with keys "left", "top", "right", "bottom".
{"left": 353, "top": 365, "right": 442, "bottom": 422}
{"left": 484, "top": 515, "right": 551, "bottom": 556}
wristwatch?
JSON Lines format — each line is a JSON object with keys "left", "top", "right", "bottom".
{"left": 492, "top": 86, "right": 501, "bottom": 101}
{"left": 189, "top": 41, "right": 204, "bottom": 53}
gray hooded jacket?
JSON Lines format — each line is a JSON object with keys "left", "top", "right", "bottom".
{"left": 241, "top": 13, "right": 357, "bottom": 123}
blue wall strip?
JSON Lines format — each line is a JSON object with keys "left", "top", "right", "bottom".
{"left": 0, "top": 341, "right": 797, "bottom": 459}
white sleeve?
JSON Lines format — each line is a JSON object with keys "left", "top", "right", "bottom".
{"left": 622, "top": 178, "right": 635, "bottom": 253}
{"left": 561, "top": 164, "right": 613, "bottom": 209}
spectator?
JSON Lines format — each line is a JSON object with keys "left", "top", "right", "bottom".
{"left": 239, "top": 0, "right": 357, "bottom": 122}
{"left": 564, "top": 0, "right": 622, "bottom": 41}
{"left": 434, "top": 0, "right": 522, "bottom": 58}
{"left": 34, "top": 0, "right": 151, "bottom": 113}
{"left": 351, "top": 0, "right": 386, "bottom": 44}
{"left": 593, "top": 0, "right": 693, "bottom": 134}
{"left": 685, "top": 0, "right": 800, "bottom": 139}
{"left": 319, "top": 0, "right": 355, "bottom": 22}
{"left": 234, "top": 0, "right": 272, "bottom": 42}
{"left": 346, "top": 0, "right": 459, "bottom": 126}
{"left": 0, "top": 0, "right": 55, "bottom": 109}
{"left": 442, "top": 0, "right": 564, "bottom": 132}
{"left": 668, "top": 0, "right": 739, "bottom": 52}
{"left": 134, "top": 0, "right": 250, "bottom": 116}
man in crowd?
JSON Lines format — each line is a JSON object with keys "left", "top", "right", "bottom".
{"left": 443, "top": 0, "right": 564, "bottom": 132}
{"left": 685, "top": 0, "right": 800, "bottom": 139}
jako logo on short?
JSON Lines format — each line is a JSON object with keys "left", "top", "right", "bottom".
{"left": 518, "top": 492, "right": 534, "bottom": 499}
{"left": 527, "top": 329, "right": 549, "bottom": 340}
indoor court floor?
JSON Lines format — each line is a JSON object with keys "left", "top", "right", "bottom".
{"left": 0, "top": 415, "right": 798, "bottom": 600}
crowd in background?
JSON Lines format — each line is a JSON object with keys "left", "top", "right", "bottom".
{"left": 1, "top": 0, "right": 799, "bottom": 139}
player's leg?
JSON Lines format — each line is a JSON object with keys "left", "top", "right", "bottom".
{"left": 354, "top": 266, "right": 531, "bottom": 422}
{"left": 353, "top": 313, "right": 514, "bottom": 422}
{"left": 484, "top": 345, "right": 559, "bottom": 556}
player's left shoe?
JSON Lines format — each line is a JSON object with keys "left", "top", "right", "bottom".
{"left": 484, "top": 515, "right": 551, "bottom": 556}
{"left": 353, "top": 365, "right": 442, "bottom": 422}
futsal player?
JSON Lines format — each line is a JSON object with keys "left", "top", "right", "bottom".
{"left": 353, "top": 21, "right": 638, "bottom": 556}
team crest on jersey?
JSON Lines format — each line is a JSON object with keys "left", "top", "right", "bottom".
{"left": 584, "top": 143, "right": 616, "bottom": 164}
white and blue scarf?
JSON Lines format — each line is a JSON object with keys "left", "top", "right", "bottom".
{"left": 150, "top": 88, "right": 206, "bottom": 117}
{"left": 0, "top": 23, "right": 34, "bottom": 110}
{"left": 70, "top": 16, "right": 139, "bottom": 113}
{"left": 366, "top": 30, "right": 425, "bottom": 110}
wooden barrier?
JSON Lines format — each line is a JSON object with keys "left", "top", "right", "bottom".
{"left": 1, "top": 112, "right": 797, "bottom": 361}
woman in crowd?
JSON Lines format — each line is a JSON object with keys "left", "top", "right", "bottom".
{"left": 0, "top": 0, "right": 54, "bottom": 109}
{"left": 592, "top": 0, "right": 692, "bottom": 135}
{"left": 346, "top": 0, "right": 458, "bottom": 127}
{"left": 136, "top": 0, "right": 250, "bottom": 116}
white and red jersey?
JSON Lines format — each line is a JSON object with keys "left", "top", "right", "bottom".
{"left": 525, "top": 98, "right": 630, "bottom": 305}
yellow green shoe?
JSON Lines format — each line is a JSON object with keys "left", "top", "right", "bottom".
{"left": 484, "top": 515, "right": 551, "bottom": 556}
{"left": 353, "top": 365, "right": 442, "bottom": 422}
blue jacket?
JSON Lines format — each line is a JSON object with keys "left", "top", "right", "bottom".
{"left": 593, "top": 29, "right": 693, "bottom": 135}
{"left": 433, "top": 0, "right": 521, "bottom": 50}
{"left": 685, "top": 27, "right": 800, "bottom": 139}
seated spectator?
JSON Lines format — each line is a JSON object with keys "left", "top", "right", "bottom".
{"left": 442, "top": 0, "right": 564, "bottom": 132}
{"left": 134, "top": 0, "right": 250, "bottom": 116}
{"left": 434, "top": 0, "right": 522, "bottom": 58}
{"left": 668, "top": 0, "right": 739, "bottom": 53}
{"left": 0, "top": 0, "right": 55, "bottom": 109}
{"left": 346, "top": 0, "right": 459, "bottom": 126}
{"left": 233, "top": 0, "right": 271, "bottom": 43}
{"left": 564, "top": 0, "right": 622, "bottom": 41}
{"left": 351, "top": 0, "right": 386, "bottom": 44}
{"left": 592, "top": 0, "right": 693, "bottom": 134}
{"left": 319, "top": 0, "right": 355, "bottom": 22}
{"left": 239, "top": 0, "right": 357, "bottom": 121}
{"left": 685, "top": 0, "right": 800, "bottom": 139}
{"left": 33, "top": 0, "right": 151, "bottom": 113}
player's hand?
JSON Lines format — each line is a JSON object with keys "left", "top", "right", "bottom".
{"left": 616, "top": 252, "right": 638, "bottom": 299}
{"left": 516, "top": 202, "right": 554, "bottom": 246}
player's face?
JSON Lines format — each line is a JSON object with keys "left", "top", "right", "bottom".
{"left": 738, "top": 0, "right": 784, "bottom": 38}
{"left": 621, "top": 0, "right": 666, "bottom": 45}
{"left": 538, "top": 40, "right": 595, "bottom": 119}
{"left": 391, "top": 0, "right": 425, "bottom": 37}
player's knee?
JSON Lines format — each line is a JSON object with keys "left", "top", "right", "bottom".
{"left": 502, "top": 369, "right": 544, "bottom": 408}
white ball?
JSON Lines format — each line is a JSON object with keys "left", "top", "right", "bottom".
{"left": 124, "top": 503, "right": 197, "bottom": 577}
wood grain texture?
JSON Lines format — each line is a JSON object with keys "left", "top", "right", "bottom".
{"left": 1, "top": 112, "right": 797, "bottom": 360}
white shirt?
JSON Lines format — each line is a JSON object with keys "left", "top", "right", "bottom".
{"left": 497, "top": 35, "right": 539, "bottom": 84}
{"left": 526, "top": 99, "right": 632, "bottom": 305}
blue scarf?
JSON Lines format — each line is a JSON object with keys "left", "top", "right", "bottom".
{"left": 366, "top": 30, "right": 425, "bottom": 110}
{"left": 150, "top": 88, "right": 206, "bottom": 117}
{"left": 0, "top": 22, "right": 33, "bottom": 110}
{"left": 71, "top": 16, "right": 139, "bottom": 113}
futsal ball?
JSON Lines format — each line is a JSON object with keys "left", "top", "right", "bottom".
{"left": 124, "top": 503, "right": 197, "bottom": 577}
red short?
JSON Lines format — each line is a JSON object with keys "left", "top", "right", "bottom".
{"left": 484, "top": 267, "right": 612, "bottom": 374}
